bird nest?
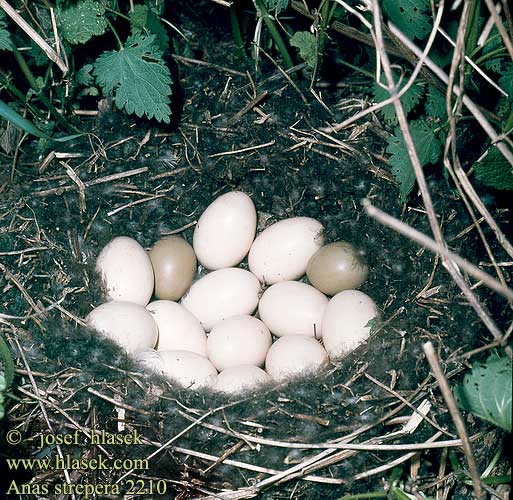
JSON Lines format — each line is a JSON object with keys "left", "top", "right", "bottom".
{"left": 1, "top": 38, "right": 511, "bottom": 500}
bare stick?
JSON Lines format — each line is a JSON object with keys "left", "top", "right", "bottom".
{"left": 388, "top": 23, "right": 513, "bottom": 167}
{"left": 363, "top": 199, "right": 512, "bottom": 355}
{"left": 423, "top": 342, "right": 484, "bottom": 500}
{"left": 0, "top": 0, "right": 68, "bottom": 73}
{"left": 482, "top": 0, "right": 513, "bottom": 60}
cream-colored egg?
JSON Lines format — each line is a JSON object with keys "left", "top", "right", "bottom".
{"left": 96, "top": 236, "right": 154, "bottom": 305}
{"left": 149, "top": 236, "right": 197, "bottom": 300}
{"left": 321, "top": 290, "right": 379, "bottom": 359}
{"left": 193, "top": 191, "right": 257, "bottom": 270}
{"left": 248, "top": 217, "right": 324, "bottom": 284}
{"left": 181, "top": 268, "right": 260, "bottom": 331}
{"left": 306, "top": 241, "right": 369, "bottom": 295}
{"left": 258, "top": 281, "right": 328, "bottom": 338}
{"left": 265, "top": 335, "right": 328, "bottom": 381}
{"left": 87, "top": 301, "right": 158, "bottom": 354}
{"left": 159, "top": 350, "right": 217, "bottom": 389}
{"left": 214, "top": 365, "right": 271, "bottom": 394}
{"left": 133, "top": 348, "right": 165, "bottom": 373}
{"left": 146, "top": 300, "right": 207, "bottom": 356}
{"left": 207, "top": 315, "right": 272, "bottom": 371}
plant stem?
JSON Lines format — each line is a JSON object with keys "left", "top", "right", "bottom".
{"left": 106, "top": 17, "right": 124, "bottom": 50}
{"left": 254, "top": 0, "right": 294, "bottom": 69}
{"left": 230, "top": 5, "right": 247, "bottom": 60}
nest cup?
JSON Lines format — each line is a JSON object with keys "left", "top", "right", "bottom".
{"left": 1, "top": 69, "right": 500, "bottom": 499}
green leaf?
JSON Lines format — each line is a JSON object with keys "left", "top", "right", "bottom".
{"left": 93, "top": 34, "right": 173, "bottom": 123}
{"left": 55, "top": 0, "right": 107, "bottom": 45}
{"left": 130, "top": 4, "right": 169, "bottom": 51}
{"left": 499, "top": 62, "right": 513, "bottom": 96}
{"left": 454, "top": 355, "right": 512, "bottom": 432}
{"left": 263, "top": 0, "right": 289, "bottom": 13}
{"left": 76, "top": 64, "right": 95, "bottom": 86}
{"left": 290, "top": 31, "right": 317, "bottom": 69}
{"left": 424, "top": 85, "right": 447, "bottom": 120}
{"left": 382, "top": 0, "right": 432, "bottom": 40}
{"left": 474, "top": 147, "right": 513, "bottom": 191}
{"left": 373, "top": 77, "right": 424, "bottom": 125}
{"left": 387, "top": 120, "right": 441, "bottom": 200}
{"left": 0, "top": 9, "right": 13, "bottom": 51}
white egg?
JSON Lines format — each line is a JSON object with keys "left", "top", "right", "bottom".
{"left": 159, "top": 350, "right": 217, "bottom": 389}
{"left": 265, "top": 335, "right": 328, "bottom": 381}
{"left": 207, "top": 315, "right": 272, "bottom": 371}
{"left": 87, "top": 301, "right": 158, "bottom": 354}
{"left": 248, "top": 217, "right": 324, "bottom": 284}
{"left": 321, "top": 290, "right": 379, "bottom": 359}
{"left": 214, "top": 365, "right": 271, "bottom": 394}
{"left": 133, "top": 348, "right": 165, "bottom": 373}
{"left": 258, "top": 281, "right": 328, "bottom": 338}
{"left": 146, "top": 300, "right": 207, "bottom": 356}
{"left": 193, "top": 191, "right": 257, "bottom": 270}
{"left": 96, "top": 236, "right": 154, "bottom": 306}
{"left": 181, "top": 268, "right": 261, "bottom": 331}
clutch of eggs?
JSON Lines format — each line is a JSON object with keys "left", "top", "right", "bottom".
{"left": 88, "top": 191, "right": 378, "bottom": 393}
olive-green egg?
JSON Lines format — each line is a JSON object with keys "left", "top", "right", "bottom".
{"left": 149, "top": 236, "right": 197, "bottom": 301}
{"left": 306, "top": 241, "right": 368, "bottom": 296}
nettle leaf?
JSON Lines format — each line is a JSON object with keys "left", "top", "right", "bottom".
{"left": 93, "top": 34, "right": 173, "bottom": 123}
{"left": 454, "top": 355, "right": 512, "bottom": 432}
{"left": 76, "top": 64, "right": 94, "bottom": 86}
{"left": 264, "top": 0, "right": 289, "bottom": 14}
{"left": 387, "top": 120, "right": 441, "bottom": 200}
{"left": 290, "top": 31, "right": 317, "bottom": 69}
{"left": 373, "top": 78, "right": 424, "bottom": 125}
{"left": 424, "top": 85, "right": 447, "bottom": 120}
{"left": 0, "top": 9, "right": 12, "bottom": 51}
{"left": 499, "top": 62, "right": 513, "bottom": 96}
{"left": 56, "top": 0, "right": 107, "bottom": 45}
{"left": 382, "top": 0, "right": 432, "bottom": 40}
{"left": 474, "top": 146, "right": 513, "bottom": 191}
{"left": 130, "top": 4, "right": 169, "bottom": 51}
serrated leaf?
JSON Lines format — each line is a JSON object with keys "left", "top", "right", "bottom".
{"left": 129, "top": 4, "right": 169, "bottom": 52}
{"left": 0, "top": 10, "right": 12, "bottom": 51}
{"left": 55, "top": 0, "right": 107, "bottom": 45}
{"left": 387, "top": 120, "right": 441, "bottom": 200}
{"left": 264, "top": 0, "right": 289, "bottom": 13}
{"left": 474, "top": 146, "right": 513, "bottom": 191}
{"left": 424, "top": 85, "right": 447, "bottom": 120}
{"left": 382, "top": 0, "right": 432, "bottom": 40}
{"left": 93, "top": 34, "right": 172, "bottom": 123}
{"left": 290, "top": 31, "right": 317, "bottom": 69}
{"left": 76, "top": 64, "right": 94, "bottom": 86}
{"left": 499, "top": 62, "right": 513, "bottom": 96}
{"left": 454, "top": 355, "right": 512, "bottom": 432}
{"left": 373, "top": 77, "right": 424, "bottom": 125}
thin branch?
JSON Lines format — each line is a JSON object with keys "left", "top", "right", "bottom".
{"left": 423, "top": 342, "right": 484, "bottom": 500}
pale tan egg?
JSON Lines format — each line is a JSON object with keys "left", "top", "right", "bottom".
{"left": 307, "top": 241, "right": 369, "bottom": 295}
{"left": 193, "top": 191, "right": 257, "bottom": 270}
{"left": 87, "top": 301, "right": 158, "bottom": 354}
{"left": 207, "top": 315, "right": 272, "bottom": 371}
{"left": 181, "top": 268, "right": 260, "bottom": 331}
{"left": 258, "top": 281, "right": 328, "bottom": 338}
{"left": 214, "top": 365, "right": 271, "bottom": 394}
{"left": 149, "top": 236, "right": 197, "bottom": 300}
{"left": 146, "top": 300, "right": 207, "bottom": 356}
{"left": 265, "top": 335, "right": 328, "bottom": 381}
{"left": 248, "top": 217, "right": 324, "bottom": 284}
{"left": 321, "top": 290, "right": 379, "bottom": 359}
{"left": 96, "top": 236, "right": 154, "bottom": 306}
{"left": 159, "top": 350, "right": 217, "bottom": 389}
